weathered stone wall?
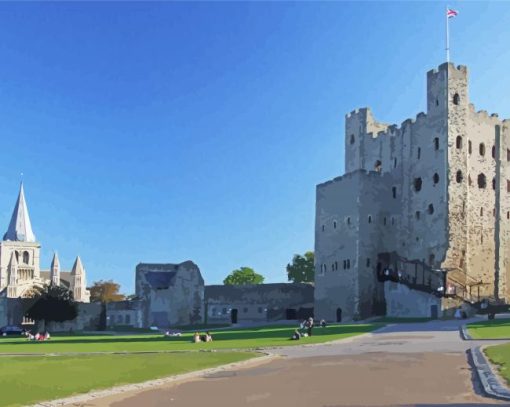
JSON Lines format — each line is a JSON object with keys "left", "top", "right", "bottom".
{"left": 136, "top": 261, "right": 204, "bottom": 328}
{"left": 384, "top": 281, "right": 441, "bottom": 318}
{"left": 106, "top": 300, "right": 144, "bottom": 328}
{"left": 205, "top": 283, "right": 313, "bottom": 323}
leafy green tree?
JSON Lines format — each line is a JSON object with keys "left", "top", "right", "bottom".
{"left": 25, "top": 284, "right": 78, "bottom": 330}
{"left": 286, "top": 251, "right": 314, "bottom": 283}
{"left": 88, "top": 280, "right": 126, "bottom": 303}
{"left": 223, "top": 267, "right": 264, "bottom": 285}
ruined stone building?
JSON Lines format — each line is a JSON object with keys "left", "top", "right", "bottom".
{"left": 315, "top": 62, "right": 510, "bottom": 321}
{"left": 0, "top": 183, "right": 90, "bottom": 302}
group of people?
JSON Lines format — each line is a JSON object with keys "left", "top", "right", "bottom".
{"left": 25, "top": 331, "right": 51, "bottom": 341}
{"left": 192, "top": 331, "right": 213, "bottom": 343}
{"left": 291, "top": 317, "right": 327, "bottom": 340}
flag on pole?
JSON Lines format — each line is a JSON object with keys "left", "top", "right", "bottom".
{"left": 447, "top": 8, "right": 458, "bottom": 18}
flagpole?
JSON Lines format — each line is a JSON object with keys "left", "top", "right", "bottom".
{"left": 446, "top": 5, "right": 450, "bottom": 62}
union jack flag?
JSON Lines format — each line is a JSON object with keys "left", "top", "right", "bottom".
{"left": 447, "top": 8, "right": 458, "bottom": 18}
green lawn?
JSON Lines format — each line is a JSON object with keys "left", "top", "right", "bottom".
{"left": 0, "top": 352, "right": 256, "bottom": 407}
{"left": 484, "top": 343, "right": 510, "bottom": 385}
{"left": 467, "top": 318, "right": 510, "bottom": 339}
{"left": 0, "top": 324, "right": 379, "bottom": 354}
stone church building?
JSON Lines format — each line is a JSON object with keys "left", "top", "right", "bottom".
{"left": 315, "top": 62, "right": 510, "bottom": 321}
{"left": 0, "top": 183, "right": 90, "bottom": 302}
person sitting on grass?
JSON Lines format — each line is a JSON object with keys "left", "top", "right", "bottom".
{"left": 291, "top": 329, "right": 301, "bottom": 340}
{"left": 205, "top": 331, "right": 213, "bottom": 342}
{"left": 192, "top": 332, "right": 201, "bottom": 343}
{"left": 320, "top": 319, "right": 327, "bottom": 328}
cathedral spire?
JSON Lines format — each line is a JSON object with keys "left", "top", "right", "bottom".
{"left": 50, "top": 252, "right": 61, "bottom": 285}
{"left": 3, "top": 182, "right": 36, "bottom": 242}
{"left": 71, "top": 256, "right": 84, "bottom": 275}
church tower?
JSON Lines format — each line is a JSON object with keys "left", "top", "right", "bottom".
{"left": 70, "top": 256, "right": 90, "bottom": 302}
{"left": 0, "top": 183, "right": 41, "bottom": 297}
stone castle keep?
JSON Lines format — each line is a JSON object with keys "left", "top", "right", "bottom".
{"left": 315, "top": 62, "right": 510, "bottom": 321}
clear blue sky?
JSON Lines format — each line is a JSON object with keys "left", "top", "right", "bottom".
{"left": 0, "top": 1, "right": 508, "bottom": 294}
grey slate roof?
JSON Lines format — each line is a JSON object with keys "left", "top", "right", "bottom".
{"left": 3, "top": 183, "right": 36, "bottom": 242}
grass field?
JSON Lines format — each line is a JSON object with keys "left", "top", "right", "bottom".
{"left": 485, "top": 343, "right": 510, "bottom": 385}
{"left": 0, "top": 323, "right": 379, "bottom": 354}
{"left": 0, "top": 352, "right": 256, "bottom": 407}
{"left": 467, "top": 318, "right": 510, "bottom": 339}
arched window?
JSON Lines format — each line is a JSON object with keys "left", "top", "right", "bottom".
{"left": 374, "top": 160, "right": 382, "bottom": 172}
{"left": 22, "top": 251, "right": 29, "bottom": 265}
{"left": 456, "top": 136, "right": 462, "bottom": 149}
{"left": 456, "top": 170, "right": 463, "bottom": 183}
{"left": 428, "top": 204, "right": 434, "bottom": 215}
{"left": 478, "top": 173, "right": 487, "bottom": 189}
{"left": 414, "top": 178, "right": 422, "bottom": 192}
{"left": 434, "top": 138, "right": 439, "bottom": 151}
{"left": 479, "top": 143, "right": 485, "bottom": 156}
{"left": 468, "top": 140, "right": 472, "bottom": 154}
{"left": 433, "top": 173, "right": 439, "bottom": 184}
{"left": 453, "top": 93, "right": 460, "bottom": 105}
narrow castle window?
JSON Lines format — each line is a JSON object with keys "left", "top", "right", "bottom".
{"left": 346, "top": 217, "right": 351, "bottom": 225}
{"left": 322, "top": 225, "right": 325, "bottom": 231}
{"left": 414, "top": 178, "right": 422, "bottom": 192}
{"left": 479, "top": 143, "right": 486, "bottom": 156}
{"left": 368, "top": 215, "right": 372, "bottom": 224}
{"left": 507, "top": 149, "right": 510, "bottom": 162}
{"left": 428, "top": 204, "right": 434, "bottom": 214}
{"left": 468, "top": 140, "right": 472, "bottom": 154}
{"left": 417, "top": 148, "right": 421, "bottom": 159}
{"left": 480, "top": 207, "right": 483, "bottom": 216}
{"left": 456, "top": 136, "right": 462, "bottom": 149}
{"left": 394, "top": 158, "right": 397, "bottom": 168}
{"left": 374, "top": 160, "right": 382, "bottom": 172}
{"left": 453, "top": 93, "right": 460, "bottom": 105}
{"left": 335, "top": 261, "right": 338, "bottom": 270}
{"left": 507, "top": 211, "right": 509, "bottom": 220}
{"left": 333, "top": 221, "right": 337, "bottom": 229}
{"left": 481, "top": 234, "right": 483, "bottom": 244}
{"left": 435, "top": 99, "right": 439, "bottom": 106}
{"left": 493, "top": 177, "right": 496, "bottom": 190}
{"left": 433, "top": 173, "right": 439, "bottom": 184}
{"left": 456, "top": 170, "right": 463, "bottom": 183}
{"left": 492, "top": 146, "right": 496, "bottom": 159}
{"left": 392, "top": 186, "right": 397, "bottom": 198}
{"left": 415, "top": 211, "right": 421, "bottom": 220}
{"left": 366, "top": 258, "right": 371, "bottom": 267}
{"left": 507, "top": 180, "right": 510, "bottom": 193}
{"left": 346, "top": 259, "right": 351, "bottom": 269}
{"left": 383, "top": 217, "right": 387, "bottom": 225}
{"left": 350, "top": 134, "right": 355, "bottom": 144}
{"left": 478, "top": 173, "right": 487, "bottom": 189}
{"left": 343, "top": 260, "right": 347, "bottom": 270}
{"left": 434, "top": 138, "right": 439, "bottom": 151}
{"left": 468, "top": 175, "right": 472, "bottom": 186}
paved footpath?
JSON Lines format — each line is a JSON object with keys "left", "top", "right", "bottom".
{"left": 65, "top": 319, "right": 510, "bottom": 407}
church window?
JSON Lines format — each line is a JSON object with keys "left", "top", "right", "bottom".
{"left": 479, "top": 143, "right": 486, "bottom": 156}
{"left": 434, "top": 138, "right": 439, "bottom": 150}
{"left": 414, "top": 178, "right": 422, "bottom": 192}
{"left": 456, "top": 136, "right": 462, "bottom": 149}
{"left": 456, "top": 170, "right": 463, "bottom": 183}
{"left": 492, "top": 146, "right": 496, "bottom": 159}
{"left": 433, "top": 173, "right": 439, "bottom": 184}
{"left": 392, "top": 187, "right": 397, "bottom": 198}
{"left": 468, "top": 140, "right": 472, "bottom": 154}
{"left": 415, "top": 211, "right": 421, "bottom": 220}
{"left": 374, "top": 160, "right": 382, "bottom": 172}
{"left": 478, "top": 173, "right": 487, "bottom": 189}
{"left": 453, "top": 93, "right": 460, "bottom": 105}
{"left": 428, "top": 204, "right": 434, "bottom": 214}
{"left": 350, "top": 134, "right": 355, "bottom": 144}
{"left": 417, "top": 148, "right": 421, "bottom": 159}
{"left": 22, "top": 251, "right": 29, "bottom": 265}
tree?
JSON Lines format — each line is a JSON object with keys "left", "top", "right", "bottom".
{"left": 25, "top": 284, "right": 78, "bottom": 330}
{"left": 223, "top": 267, "right": 264, "bottom": 285}
{"left": 286, "top": 251, "right": 314, "bottom": 283}
{"left": 88, "top": 280, "right": 125, "bottom": 303}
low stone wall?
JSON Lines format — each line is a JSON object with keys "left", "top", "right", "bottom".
{"left": 384, "top": 281, "right": 442, "bottom": 318}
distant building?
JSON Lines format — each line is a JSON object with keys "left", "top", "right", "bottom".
{"left": 0, "top": 183, "right": 90, "bottom": 302}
